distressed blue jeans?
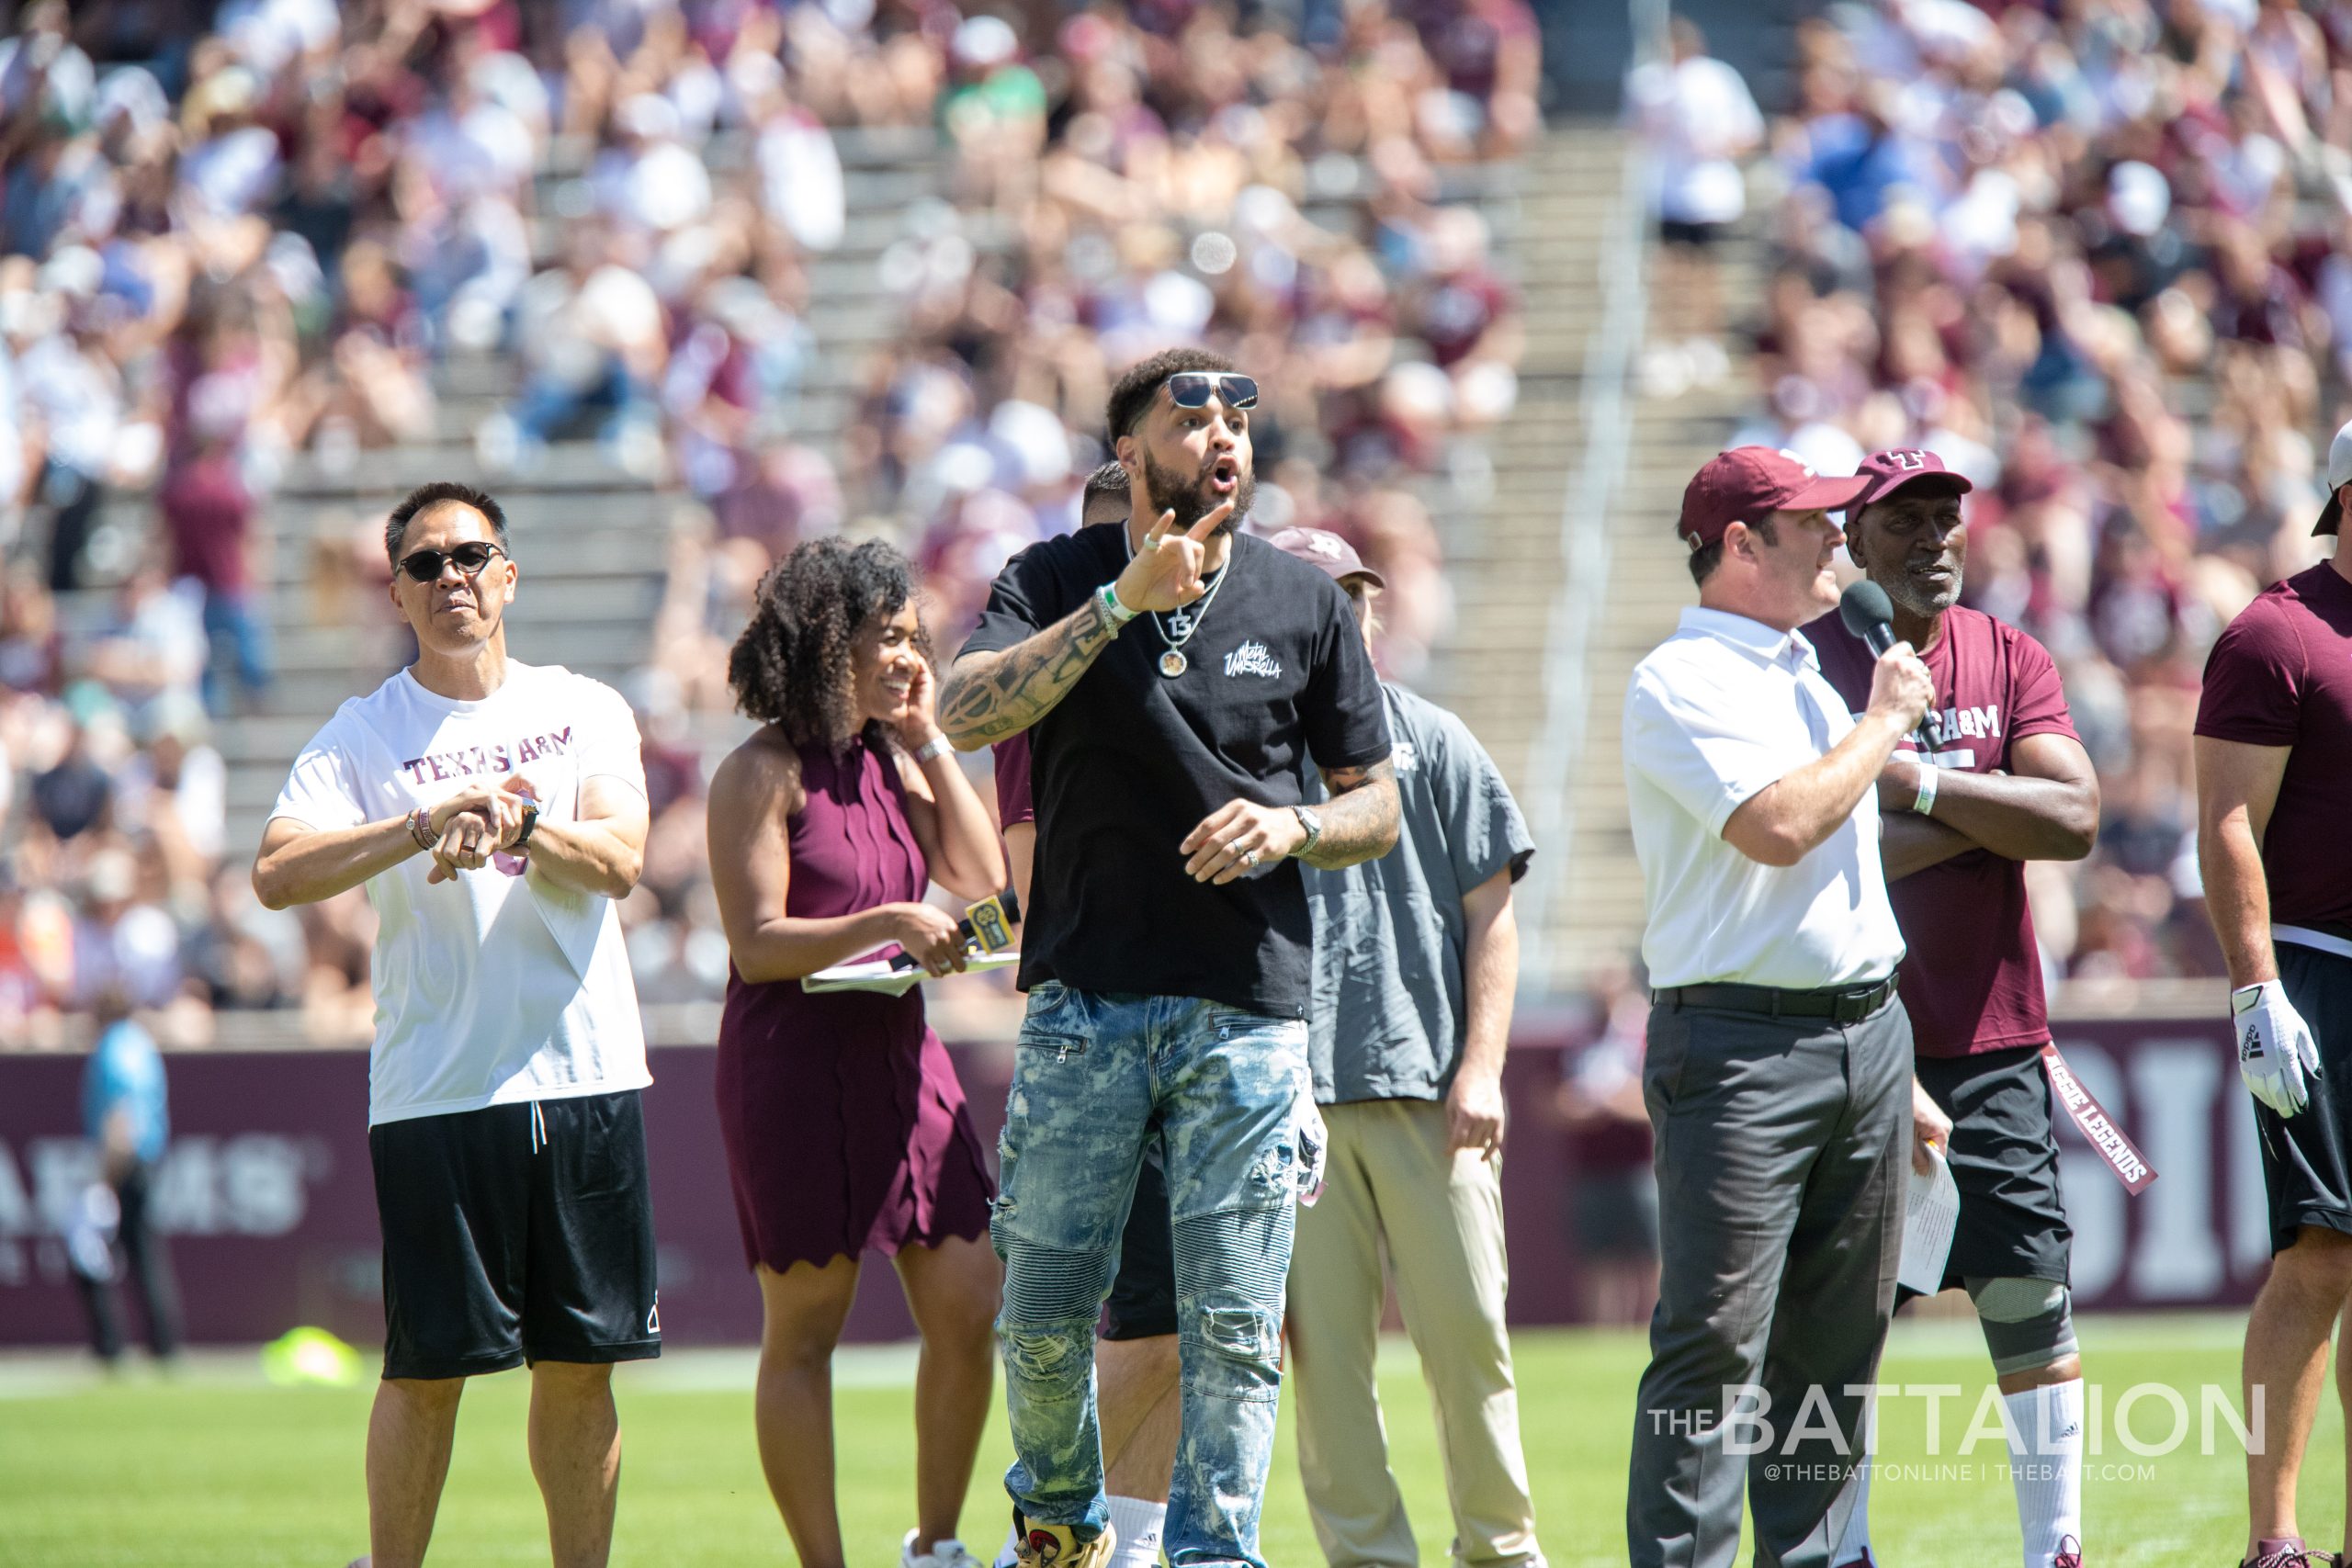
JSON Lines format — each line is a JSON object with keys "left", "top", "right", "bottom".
{"left": 992, "top": 983, "right": 1317, "bottom": 1568}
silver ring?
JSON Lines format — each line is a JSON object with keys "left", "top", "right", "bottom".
{"left": 1241, "top": 849, "right": 1261, "bottom": 868}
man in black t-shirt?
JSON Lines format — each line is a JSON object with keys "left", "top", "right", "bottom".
{"left": 944, "top": 346, "right": 1398, "bottom": 1568}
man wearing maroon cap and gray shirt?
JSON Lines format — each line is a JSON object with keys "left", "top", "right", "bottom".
{"left": 1622, "top": 446, "right": 1933, "bottom": 1568}
{"left": 1806, "top": 448, "right": 2098, "bottom": 1568}
{"left": 2198, "top": 418, "right": 2352, "bottom": 1568}
{"left": 1281, "top": 524, "right": 1545, "bottom": 1568}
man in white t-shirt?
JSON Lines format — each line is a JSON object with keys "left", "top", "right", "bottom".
{"left": 252, "top": 480, "right": 656, "bottom": 1568}
{"left": 1625, "top": 17, "right": 1763, "bottom": 391}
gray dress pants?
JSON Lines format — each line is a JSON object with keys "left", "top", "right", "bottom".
{"left": 1624, "top": 993, "right": 1913, "bottom": 1568}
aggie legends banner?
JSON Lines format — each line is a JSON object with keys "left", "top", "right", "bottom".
{"left": 0, "top": 1016, "right": 2267, "bottom": 1348}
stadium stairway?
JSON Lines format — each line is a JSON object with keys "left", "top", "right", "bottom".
{"left": 45, "top": 129, "right": 952, "bottom": 856}
{"left": 1431, "top": 125, "right": 1762, "bottom": 993}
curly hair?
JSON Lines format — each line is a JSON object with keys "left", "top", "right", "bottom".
{"left": 728, "top": 538, "right": 934, "bottom": 749}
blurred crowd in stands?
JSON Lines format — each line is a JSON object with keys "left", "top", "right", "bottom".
{"left": 1644, "top": 0, "right": 2352, "bottom": 987}
{"left": 0, "top": 0, "right": 1537, "bottom": 1040}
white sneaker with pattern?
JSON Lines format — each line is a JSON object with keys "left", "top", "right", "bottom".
{"left": 903, "top": 1530, "right": 989, "bottom": 1568}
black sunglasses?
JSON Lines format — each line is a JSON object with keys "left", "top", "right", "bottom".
{"left": 1164, "top": 372, "right": 1259, "bottom": 412}
{"left": 399, "top": 542, "right": 506, "bottom": 582}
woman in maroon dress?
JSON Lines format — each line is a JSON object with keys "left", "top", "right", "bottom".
{"left": 707, "top": 539, "right": 1006, "bottom": 1568}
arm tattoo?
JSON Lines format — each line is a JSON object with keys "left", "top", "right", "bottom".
{"left": 1303, "top": 757, "right": 1400, "bottom": 869}
{"left": 939, "top": 601, "right": 1118, "bottom": 747}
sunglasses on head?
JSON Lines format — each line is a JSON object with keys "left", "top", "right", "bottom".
{"left": 1163, "top": 372, "right": 1259, "bottom": 412}
{"left": 399, "top": 542, "right": 506, "bottom": 582}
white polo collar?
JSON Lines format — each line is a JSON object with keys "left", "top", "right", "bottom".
{"left": 1678, "top": 606, "right": 1819, "bottom": 672}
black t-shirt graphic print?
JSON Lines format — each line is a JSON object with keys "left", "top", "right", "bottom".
{"left": 960, "top": 528, "right": 1391, "bottom": 1017}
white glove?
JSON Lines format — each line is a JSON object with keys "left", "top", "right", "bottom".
{"left": 2234, "top": 979, "right": 2321, "bottom": 1118}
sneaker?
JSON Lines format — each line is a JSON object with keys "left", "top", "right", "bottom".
{"left": 903, "top": 1531, "right": 988, "bottom": 1568}
{"left": 1012, "top": 1513, "right": 1116, "bottom": 1568}
{"left": 2053, "top": 1534, "right": 2081, "bottom": 1568}
{"left": 1833, "top": 1553, "right": 1874, "bottom": 1568}
{"left": 2241, "top": 1540, "right": 2344, "bottom": 1567}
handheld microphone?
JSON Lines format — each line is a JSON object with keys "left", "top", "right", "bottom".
{"left": 1838, "top": 579, "right": 1898, "bottom": 657}
{"left": 888, "top": 888, "right": 1023, "bottom": 972}
{"left": 1839, "top": 579, "right": 1936, "bottom": 754}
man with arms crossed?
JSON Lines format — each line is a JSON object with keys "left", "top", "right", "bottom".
{"left": 1622, "top": 446, "right": 1932, "bottom": 1568}
{"left": 944, "top": 347, "right": 1398, "bottom": 1568}
{"left": 253, "top": 481, "right": 656, "bottom": 1568}
{"left": 2198, "top": 420, "right": 2352, "bottom": 1568}
{"left": 1806, "top": 449, "right": 2098, "bottom": 1568}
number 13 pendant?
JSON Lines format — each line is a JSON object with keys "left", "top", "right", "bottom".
{"left": 1159, "top": 649, "right": 1188, "bottom": 678}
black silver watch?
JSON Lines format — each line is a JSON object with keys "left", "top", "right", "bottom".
{"left": 1292, "top": 804, "right": 1323, "bottom": 856}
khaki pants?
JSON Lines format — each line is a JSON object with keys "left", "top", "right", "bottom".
{"left": 1287, "top": 1099, "right": 1544, "bottom": 1568}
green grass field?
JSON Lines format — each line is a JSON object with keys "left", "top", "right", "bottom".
{"left": 0, "top": 1315, "right": 2303, "bottom": 1565}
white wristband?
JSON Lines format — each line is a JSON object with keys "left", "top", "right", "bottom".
{"left": 1098, "top": 581, "right": 1138, "bottom": 626}
{"left": 1910, "top": 759, "right": 1938, "bottom": 816}
{"left": 914, "top": 735, "right": 954, "bottom": 764}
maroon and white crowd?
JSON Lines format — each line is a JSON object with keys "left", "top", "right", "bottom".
{"left": 0, "top": 0, "right": 1536, "bottom": 1038}
{"left": 1650, "top": 0, "right": 2352, "bottom": 986}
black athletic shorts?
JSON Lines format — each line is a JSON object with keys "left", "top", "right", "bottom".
{"left": 1102, "top": 1141, "right": 1175, "bottom": 1341}
{"left": 2256, "top": 941, "right": 2352, "bottom": 1256}
{"left": 369, "top": 1089, "right": 661, "bottom": 1381}
{"left": 1900, "top": 1044, "right": 2072, "bottom": 1302}
{"left": 1658, "top": 218, "right": 1724, "bottom": 249}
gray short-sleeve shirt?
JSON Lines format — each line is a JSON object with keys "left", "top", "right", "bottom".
{"left": 1304, "top": 682, "right": 1535, "bottom": 1104}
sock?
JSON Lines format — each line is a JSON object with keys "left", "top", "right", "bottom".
{"left": 2003, "top": 1379, "right": 2084, "bottom": 1568}
{"left": 993, "top": 1523, "right": 1021, "bottom": 1568}
{"left": 1828, "top": 1446, "right": 1872, "bottom": 1564}
{"left": 1103, "top": 1495, "right": 1166, "bottom": 1568}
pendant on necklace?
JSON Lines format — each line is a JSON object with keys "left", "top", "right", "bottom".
{"left": 1167, "top": 612, "right": 1193, "bottom": 639}
{"left": 1159, "top": 649, "right": 1189, "bottom": 678}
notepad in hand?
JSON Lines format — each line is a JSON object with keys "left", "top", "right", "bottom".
{"left": 1896, "top": 1145, "right": 1961, "bottom": 1297}
{"left": 802, "top": 950, "right": 1021, "bottom": 996}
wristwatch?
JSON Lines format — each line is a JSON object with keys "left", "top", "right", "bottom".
{"left": 1293, "top": 804, "right": 1323, "bottom": 856}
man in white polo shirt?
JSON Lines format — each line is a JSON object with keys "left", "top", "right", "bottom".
{"left": 252, "top": 480, "right": 655, "bottom": 1568}
{"left": 1621, "top": 447, "right": 1935, "bottom": 1568}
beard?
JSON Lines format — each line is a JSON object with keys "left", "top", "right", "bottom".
{"left": 1885, "top": 567, "right": 1962, "bottom": 621}
{"left": 1142, "top": 449, "right": 1253, "bottom": 536}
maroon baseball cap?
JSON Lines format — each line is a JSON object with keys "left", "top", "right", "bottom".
{"left": 1266, "top": 526, "right": 1386, "bottom": 589}
{"left": 1677, "top": 447, "right": 1870, "bottom": 549}
{"left": 1844, "top": 447, "right": 1974, "bottom": 516}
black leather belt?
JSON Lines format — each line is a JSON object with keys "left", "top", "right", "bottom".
{"left": 1654, "top": 975, "right": 1900, "bottom": 1022}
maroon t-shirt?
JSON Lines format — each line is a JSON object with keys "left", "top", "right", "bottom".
{"left": 1806, "top": 604, "right": 2080, "bottom": 1057}
{"left": 991, "top": 733, "right": 1034, "bottom": 829}
{"left": 2195, "top": 563, "right": 2352, "bottom": 929}
{"left": 159, "top": 455, "right": 253, "bottom": 594}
